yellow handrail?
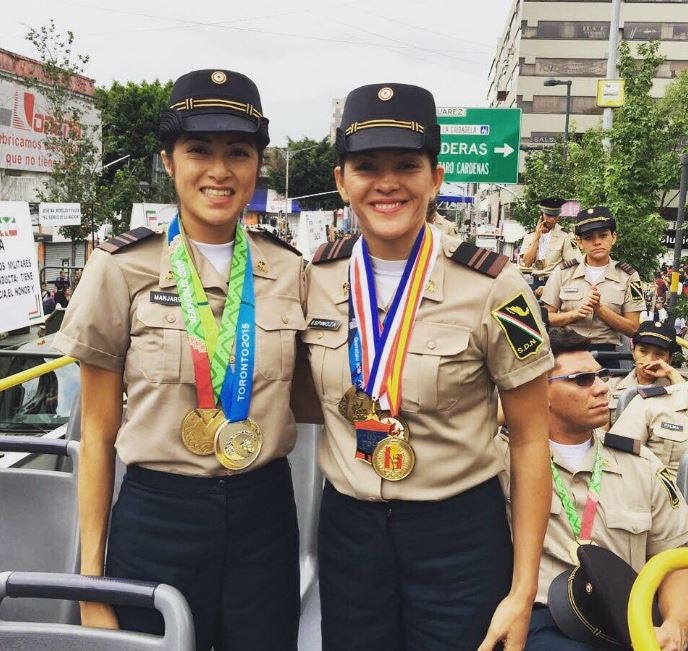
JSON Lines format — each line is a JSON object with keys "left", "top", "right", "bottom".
{"left": 0, "top": 356, "right": 77, "bottom": 393}
{"left": 679, "top": 336, "right": 688, "bottom": 351}
{"left": 628, "top": 548, "right": 688, "bottom": 650}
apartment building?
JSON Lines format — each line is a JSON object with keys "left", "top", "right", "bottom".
{"left": 488, "top": 0, "right": 688, "bottom": 146}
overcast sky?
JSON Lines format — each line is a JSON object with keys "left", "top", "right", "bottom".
{"left": 5, "top": 0, "right": 513, "bottom": 146}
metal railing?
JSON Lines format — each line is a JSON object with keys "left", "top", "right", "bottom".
{"left": 628, "top": 548, "right": 688, "bottom": 650}
{"left": 0, "top": 356, "right": 76, "bottom": 393}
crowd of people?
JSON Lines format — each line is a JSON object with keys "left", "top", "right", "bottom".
{"left": 41, "top": 268, "right": 82, "bottom": 315}
{"left": 47, "top": 67, "right": 688, "bottom": 651}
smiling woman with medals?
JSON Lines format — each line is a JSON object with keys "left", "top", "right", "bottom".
{"left": 302, "top": 84, "right": 554, "bottom": 651}
{"left": 54, "top": 69, "right": 304, "bottom": 651}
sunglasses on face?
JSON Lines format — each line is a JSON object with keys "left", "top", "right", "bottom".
{"left": 548, "top": 368, "right": 610, "bottom": 387}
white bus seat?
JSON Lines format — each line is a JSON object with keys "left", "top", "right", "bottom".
{"left": 0, "top": 571, "right": 195, "bottom": 650}
{"left": 0, "top": 437, "right": 80, "bottom": 624}
{"left": 677, "top": 450, "right": 688, "bottom": 501}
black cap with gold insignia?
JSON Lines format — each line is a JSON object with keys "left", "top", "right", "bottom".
{"left": 633, "top": 320, "right": 679, "bottom": 353}
{"left": 539, "top": 197, "right": 567, "bottom": 217}
{"left": 574, "top": 206, "right": 616, "bottom": 236}
{"left": 336, "top": 83, "right": 440, "bottom": 155}
{"left": 159, "top": 69, "right": 269, "bottom": 148}
{"left": 548, "top": 544, "right": 660, "bottom": 650}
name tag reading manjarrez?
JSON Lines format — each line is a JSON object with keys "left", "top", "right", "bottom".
{"left": 150, "top": 291, "right": 181, "bottom": 306}
{"left": 308, "top": 318, "right": 342, "bottom": 331}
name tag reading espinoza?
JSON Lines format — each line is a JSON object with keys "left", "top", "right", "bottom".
{"left": 308, "top": 318, "right": 342, "bottom": 331}
{"left": 150, "top": 291, "right": 181, "bottom": 306}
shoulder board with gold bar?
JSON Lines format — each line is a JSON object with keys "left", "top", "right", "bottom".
{"left": 248, "top": 227, "right": 302, "bottom": 256}
{"left": 616, "top": 261, "right": 637, "bottom": 275}
{"left": 639, "top": 386, "right": 668, "bottom": 399}
{"left": 97, "top": 227, "right": 156, "bottom": 254}
{"left": 603, "top": 432, "right": 641, "bottom": 456}
{"left": 561, "top": 259, "right": 579, "bottom": 269}
{"left": 311, "top": 235, "right": 360, "bottom": 264}
{"left": 450, "top": 242, "right": 508, "bottom": 278}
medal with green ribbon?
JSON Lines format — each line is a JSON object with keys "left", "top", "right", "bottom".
{"left": 167, "top": 215, "right": 261, "bottom": 468}
{"left": 550, "top": 436, "right": 603, "bottom": 564}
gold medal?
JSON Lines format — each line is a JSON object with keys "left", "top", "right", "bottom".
{"left": 372, "top": 436, "right": 415, "bottom": 481}
{"left": 181, "top": 408, "right": 225, "bottom": 456}
{"left": 376, "top": 410, "right": 410, "bottom": 440}
{"left": 338, "top": 386, "right": 379, "bottom": 424}
{"left": 214, "top": 418, "right": 263, "bottom": 470}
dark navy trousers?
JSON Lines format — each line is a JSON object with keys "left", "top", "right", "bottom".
{"left": 526, "top": 607, "right": 602, "bottom": 650}
{"left": 106, "top": 458, "right": 300, "bottom": 651}
{"left": 318, "top": 477, "right": 513, "bottom": 651}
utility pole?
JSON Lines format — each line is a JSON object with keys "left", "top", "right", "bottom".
{"left": 603, "top": 0, "right": 622, "bottom": 137}
{"left": 669, "top": 154, "right": 688, "bottom": 316}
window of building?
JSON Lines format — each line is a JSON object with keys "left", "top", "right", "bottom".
{"left": 625, "top": 22, "right": 688, "bottom": 40}
{"left": 525, "top": 95, "right": 603, "bottom": 115}
{"left": 536, "top": 21, "right": 610, "bottom": 39}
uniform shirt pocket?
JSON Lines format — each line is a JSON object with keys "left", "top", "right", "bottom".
{"left": 651, "top": 421, "right": 688, "bottom": 472}
{"left": 606, "top": 288, "right": 626, "bottom": 309}
{"left": 604, "top": 509, "right": 651, "bottom": 569}
{"left": 403, "top": 323, "right": 472, "bottom": 413}
{"left": 255, "top": 296, "right": 307, "bottom": 381}
{"left": 559, "top": 287, "right": 584, "bottom": 312}
{"left": 133, "top": 300, "right": 194, "bottom": 384}
{"left": 301, "top": 317, "right": 349, "bottom": 403}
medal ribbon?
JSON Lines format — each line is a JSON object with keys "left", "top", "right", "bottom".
{"left": 348, "top": 224, "right": 439, "bottom": 415}
{"left": 550, "top": 437, "right": 603, "bottom": 540}
{"left": 167, "top": 214, "right": 253, "bottom": 418}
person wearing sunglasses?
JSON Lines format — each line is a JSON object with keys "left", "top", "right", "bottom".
{"left": 541, "top": 207, "right": 645, "bottom": 369}
{"left": 496, "top": 327, "right": 688, "bottom": 650}
{"left": 606, "top": 321, "right": 684, "bottom": 427}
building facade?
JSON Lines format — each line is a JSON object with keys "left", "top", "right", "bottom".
{"left": 488, "top": 0, "right": 688, "bottom": 146}
{"left": 0, "top": 48, "right": 101, "bottom": 278}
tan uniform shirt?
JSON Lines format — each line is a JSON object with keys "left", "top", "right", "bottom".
{"left": 496, "top": 431, "right": 688, "bottom": 605}
{"left": 431, "top": 212, "right": 460, "bottom": 238}
{"left": 607, "top": 369, "right": 669, "bottom": 426}
{"left": 54, "top": 230, "right": 306, "bottom": 477}
{"left": 519, "top": 223, "right": 579, "bottom": 278}
{"left": 303, "top": 235, "right": 553, "bottom": 502}
{"left": 541, "top": 258, "right": 644, "bottom": 345}
{"left": 610, "top": 383, "right": 688, "bottom": 478}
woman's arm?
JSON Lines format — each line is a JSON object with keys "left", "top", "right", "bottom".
{"left": 546, "top": 303, "right": 594, "bottom": 327}
{"left": 78, "top": 362, "right": 123, "bottom": 628}
{"left": 479, "top": 373, "right": 551, "bottom": 650}
{"left": 655, "top": 567, "right": 688, "bottom": 650}
{"left": 594, "top": 306, "right": 640, "bottom": 338}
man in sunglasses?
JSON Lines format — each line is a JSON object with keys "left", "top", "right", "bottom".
{"left": 495, "top": 327, "right": 688, "bottom": 650}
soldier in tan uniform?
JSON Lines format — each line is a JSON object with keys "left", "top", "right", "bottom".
{"left": 304, "top": 83, "right": 553, "bottom": 651}
{"left": 541, "top": 207, "right": 644, "bottom": 367}
{"left": 54, "top": 70, "right": 304, "bottom": 650}
{"left": 611, "top": 382, "right": 688, "bottom": 480}
{"left": 607, "top": 321, "right": 683, "bottom": 426}
{"left": 496, "top": 328, "right": 688, "bottom": 650}
{"left": 519, "top": 198, "right": 579, "bottom": 295}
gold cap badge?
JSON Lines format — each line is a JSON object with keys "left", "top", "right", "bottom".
{"left": 257, "top": 260, "right": 268, "bottom": 272}
{"left": 587, "top": 208, "right": 594, "bottom": 214}
{"left": 211, "top": 71, "right": 227, "bottom": 85}
{"left": 377, "top": 87, "right": 394, "bottom": 101}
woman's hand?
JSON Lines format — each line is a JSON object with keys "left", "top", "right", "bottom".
{"left": 478, "top": 593, "right": 532, "bottom": 651}
{"left": 654, "top": 619, "right": 688, "bottom": 651}
{"left": 641, "top": 359, "right": 685, "bottom": 384}
{"left": 80, "top": 601, "right": 119, "bottom": 630}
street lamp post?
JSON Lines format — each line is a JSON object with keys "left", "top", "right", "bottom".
{"left": 282, "top": 143, "right": 321, "bottom": 216}
{"left": 544, "top": 78, "right": 573, "bottom": 160}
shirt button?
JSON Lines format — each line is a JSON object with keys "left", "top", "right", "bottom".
{"left": 281, "top": 314, "right": 289, "bottom": 324}
{"left": 317, "top": 332, "right": 324, "bottom": 339}
{"left": 427, "top": 340, "right": 437, "bottom": 350}
{"left": 166, "top": 314, "right": 176, "bottom": 324}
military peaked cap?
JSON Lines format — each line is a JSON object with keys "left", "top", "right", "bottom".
{"left": 574, "top": 206, "right": 616, "bottom": 236}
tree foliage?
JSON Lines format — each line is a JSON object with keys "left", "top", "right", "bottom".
{"left": 514, "top": 40, "right": 684, "bottom": 280}
{"left": 266, "top": 137, "right": 340, "bottom": 211}
{"left": 25, "top": 21, "right": 100, "bottom": 245}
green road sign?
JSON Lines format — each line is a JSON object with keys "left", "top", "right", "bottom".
{"left": 437, "top": 107, "right": 521, "bottom": 184}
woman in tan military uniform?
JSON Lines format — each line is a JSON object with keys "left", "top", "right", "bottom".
{"left": 606, "top": 321, "right": 683, "bottom": 426}
{"left": 541, "top": 207, "right": 644, "bottom": 367}
{"left": 55, "top": 69, "right": 304, "bottom": 650}
{"left": 303, "top": 83, "right": 553, "bottom": 651}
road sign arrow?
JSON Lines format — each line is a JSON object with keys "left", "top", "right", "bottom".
{"left": 493, "top": 143, "right": 514, "bottom": 158}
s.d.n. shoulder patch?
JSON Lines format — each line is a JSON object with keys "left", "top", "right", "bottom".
{"left": 491, "top": 292, "right": 544, "bottom": 360}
